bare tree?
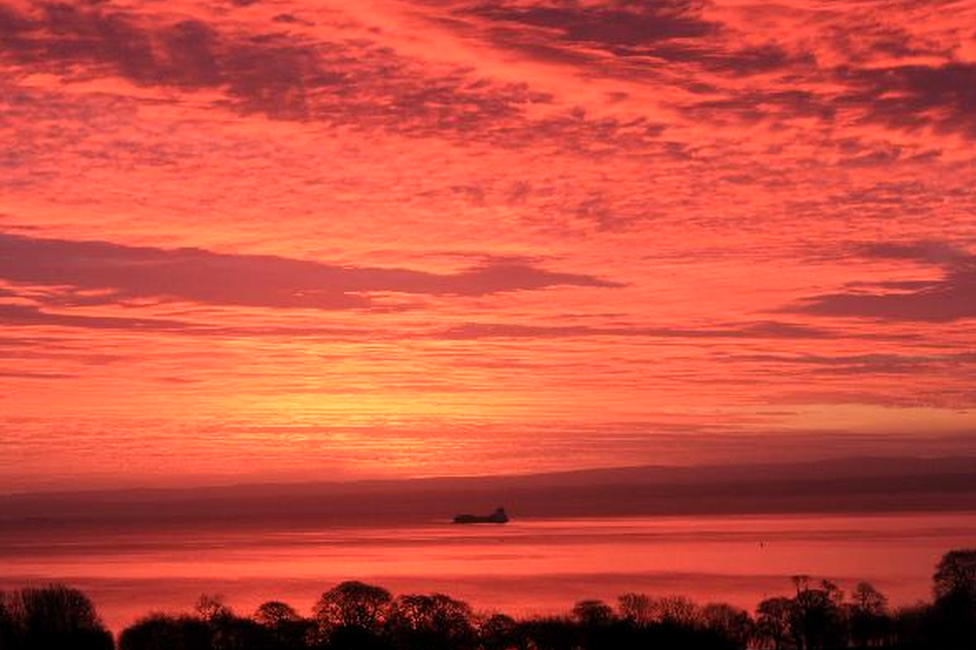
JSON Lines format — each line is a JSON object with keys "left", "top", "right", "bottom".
{"left": 756, "top": 597, "right": 795, "bottom": 650}
{"left": 849, "top": 582, "right": 890, "bottom": 647}
{"left": 195, "top": 593, "right": 232, "bottom": 622}
{"left": 618, "top": 592, "right": 655, "bottom": 626}
{"left": 657, "top": 595, "right": 700, "bottom": 627}
{"left": 702, "top": 603, "right": 753, "bottom": 648}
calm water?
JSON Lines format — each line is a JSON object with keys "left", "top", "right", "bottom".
{"left": 3, "top": 511, "right": 975, "bottom": 632}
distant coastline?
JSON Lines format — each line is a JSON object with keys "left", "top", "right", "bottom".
{"left": 3, "top": 456, "right": 975, "bottom": 528}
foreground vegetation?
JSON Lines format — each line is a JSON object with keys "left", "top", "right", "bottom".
{"left": 1, "top": 549, "right": 974, "bottom": 649}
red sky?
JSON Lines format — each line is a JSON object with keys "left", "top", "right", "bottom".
{"left": 1, "top": 0, "right": 974, "bottom": 492}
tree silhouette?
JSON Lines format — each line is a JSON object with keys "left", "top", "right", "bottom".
{"left": 571, "top": 600, "right": 615, "bottom": 626}
{"left": 934, "top": 549, "right": 976, "bottom": 602}
{"left": 790, "top": 577, "right": 846, "bottom": 650}
{"left": 479, "top": 613, "right": 518, "bottom": 650}
{"left": 1, "top": 585, "right": 113, "bottom": 650}
{"left": 118, "top": 613, "right": 211, "bottom": 650}
{"left": 17, "top": 548, "right": 976, "bottom": 650}
{"left": 617, "top": 592, "right": 655, "bottom": 627}
{"left": 755, "top": 596, "right": 794, "bottom": 650}
{"left": 0, "top": 590, "right": 15, "bottom": 649}
{"left": 254, "top": 601, "right": 300, "bottom": 628}
{"left": 656, "top": 595, "right": 700, "bottom": 627}
{"left": 570, "top": 599, "right": 617, "bottom": 650}
{"left": 195, "top": 594, "right": 232, "bottom": 623}
{"left": 891, "top": 603, "right": 930, "bottom": 649}
{"left": 253, "top": 601, "right": 310, "bottom": 650}
{"left": 702, "top": 603, "right": 753, "bottom": 648}
{"left": 850, "top": 582, "right": 886, "bottom": 614}
{"left": 385, "top": 593, "right": 476, "bottom": 650}
{"left": 513, "top": 616, "right": 577, "bottom": 650}
{"left": 931, "top": 549, "right": 976, "bottom": 649}
{"left": 314, "top": 581, "right": 392, "bottom": 632}
{"left": 848, "top": 582, "right": 889, "bottom": 647}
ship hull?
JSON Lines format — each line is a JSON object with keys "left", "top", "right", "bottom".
{"left": 452, "top": 513, "right": 509, "bottom": 524}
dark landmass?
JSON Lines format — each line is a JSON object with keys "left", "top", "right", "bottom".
{"left": 2, "top": 456, "right": 975, "bottom": 530}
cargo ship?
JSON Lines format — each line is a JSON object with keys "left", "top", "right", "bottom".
{"left": 453, "top": 507, "right": 509, "bottom": 524}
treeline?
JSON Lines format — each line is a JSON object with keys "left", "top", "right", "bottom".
{"left": 1, "top": 549, "right": 974, "bottom": 650}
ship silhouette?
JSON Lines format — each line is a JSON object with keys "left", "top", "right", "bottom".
{"left": 453, "top": 507, "right": 509, "bottom": 524}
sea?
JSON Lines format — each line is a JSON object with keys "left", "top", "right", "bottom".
{"left": 2, "top": 511, "right": 974, "bottom": 632}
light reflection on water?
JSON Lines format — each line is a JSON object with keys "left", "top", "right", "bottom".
{"left": 2, "top": 511, "right": 974, "bottom": 632}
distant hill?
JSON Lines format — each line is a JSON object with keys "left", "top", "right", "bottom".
{"left": 2, "top": 456, "right": 975, "bottom": 529}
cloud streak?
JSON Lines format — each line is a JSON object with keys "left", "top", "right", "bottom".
{"left": 438, "top": 320, "right": 832, "bottom": 340}
{"left": 0, "top": 232, "right": 618, "bottom": 311}
{"left": 795, "top": 241, "right": 976, "bottom": 322}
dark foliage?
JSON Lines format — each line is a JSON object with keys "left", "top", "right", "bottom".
{"left": 0, "top": 585, "right": 113, "bottom": 650}
{"left": 118, "top": 614, "right": 211, "bottom": 650}
{"left": 928, "top": 549, "right": 976, "bottom": 649}
{"left": 4, "top": 548, "right": 976, "bottom": 650}
{"left": 384, "top": 593, "right": 477, "bottom": 650}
